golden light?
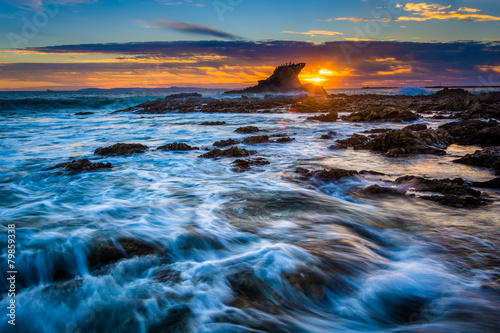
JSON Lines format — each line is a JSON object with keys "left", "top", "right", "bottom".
{"left": 304, "top": 77, "right": 326, "bottom": 83}
{"left": 319, "top": 69, "right": 332, "bottom": 75}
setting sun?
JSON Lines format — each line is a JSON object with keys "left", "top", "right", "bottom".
{"left": 304, "top": 77, "right": 326, "bottom": 83}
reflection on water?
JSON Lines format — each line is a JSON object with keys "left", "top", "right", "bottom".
{"left": 1, "top": 100, "right": 499, "bottom": 332}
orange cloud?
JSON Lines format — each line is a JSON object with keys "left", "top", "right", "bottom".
{"left": 397, "top": 3, "right": 500, "bottom": 22}
{"left": 281, "top": 30, "right": 344, "bottom": 37}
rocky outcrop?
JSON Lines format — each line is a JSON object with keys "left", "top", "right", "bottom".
{"left": 232, "top": 158, "right": 270, "bottom": 172}
{"left": 199, "top": 146, "right": 257, "bottom": 158}
{"left": 438, "top": 120, "right": 499, "bottom": 146}
{"left": 156, "top": 143, "right": 199, "bottom": 151}
{"left": 242, "top": 135, "right": 294, "bottom": 144}
{"left": 225, "top": 63, "right": 326, "bottom": 95}
{"left": 453, "top": 146, "right": 500, "bottom": 175}
{"left": 200, "top": 121, "right": 226, "bottom": 125}
{"left": 48, "top": 159, "right": 113, "bottom": 172}
{"left": 341, "top": 106, "right": 419, "bottom": 122}
{"left": 213, "top": 138, "right": 240, "bottom": 147}
{"left": 296, "top": 167, "right": 384, "bottom": 182}
{"left": 94, "top": 143, "right": 148, "bottom": 156}
{"left": 307, "top": 111, "right": 338, "bottom": 122}
{"left": 235, "top": 126, "right": 261, "bottom": 134}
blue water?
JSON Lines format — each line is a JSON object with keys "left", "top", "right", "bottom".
{"left": 1, "top": 90, "right": 499, "bottom": 332}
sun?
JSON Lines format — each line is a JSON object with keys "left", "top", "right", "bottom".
{"left": 304, "top": 77, "right": 326, "bottom": 83}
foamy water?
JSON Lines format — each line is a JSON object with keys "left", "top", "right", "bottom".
{"left": 1, "top": 91, "right": 499, "bottom": 332}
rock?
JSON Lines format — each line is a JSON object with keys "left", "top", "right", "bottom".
{"left": 75, "top": 112, "right": 94, "bottom": 116}
{"left": 359, "top": 184, "right": 406, "bottom": 196}
{"left": 438, "top": 120, "right": 499, "bottom": 146}
{"left": 234, "top": 126, "right": 261, "bottom": 134}
{"left": 224, "top": 62, "right": 326, "bottom": 95}
{"left": 47, "top": 159, "right": 113, "bottom": 172}
{"left": 213, "top": 138, "right": 240, "bottom": 147}
{"left": 403, "top": 124, "right": 427, "bottom": 131}
{"left": 336, "top": 128, "right": 449, "bottom": 157}
{"left": 424, "top": 194, "right": 485, "bottom": 208}
{"left": 88, "top": 238, "right": 162, "bottom": 269}
{"left": 200, "top": 121, "right": 226, "bottom": 125}
{"left": 307, "top": 111, "right": 338, "bottom": 122}
{"left": 199, "top": 146, "right": 257, "bottom": 158}
{"left": 473, "top": 178, "right": 500, "bottom": 189}
{"left": 232, "top": 158, "right": 270, "bottom": 172}
{"left": 165, "top": 92, "right": 202, "bottom": 99}
{"left": 341, "top": 106, "right": 419, "bottom": 122}
{"left": 320, "top": 131, "right": 337, "bottom": 139}
{"left": 156, "top": 143, "right": 199, "bottom": 151}
{"left": 95, "top": 143, "right": 148, "bottom": 156}
{"left": 362, "top": 128, "right": 391, "bottom": 134}
{"left": 453, "top": 146, "right": 500, "bottom": 175}
{"left": 296, "top": 167, "right": 383, "bottom": 182}
{"left": 276, "top": 137, "right": 294, "bottom": 143}
{"left": 243, "top": 135, "right": 270, "bottom": 144}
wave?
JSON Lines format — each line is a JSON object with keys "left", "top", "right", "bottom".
{"left": 397, "top": 87, "right": 434, "bottom": 96}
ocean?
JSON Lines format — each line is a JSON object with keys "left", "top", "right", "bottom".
{"left": 1, "top": 88, "right": 499, "bottom": 332}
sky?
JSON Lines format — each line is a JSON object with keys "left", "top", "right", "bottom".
{"left": 0, "top": 0, "right": 499, "bottom": 90}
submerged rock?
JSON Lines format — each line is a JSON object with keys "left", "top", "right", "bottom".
{"left": 200, "top": 121, "right": 226, "bottom": 125}
{"left": 453, "top": 146, "right": 500, "bottom": 175}
{"left": 48, "top": 158, "right": 113, "bottom": 172}
{"left": 88, "top": 238, "right": 162, "bottom": 269}
{"left": 341, "top": 106, "right": 419, "bottom": 122}
{"left": 320, "top": 131, "right": 337, "bottom": 139}
{"left": 296, "top": 167, "right": 383, "bottom": 182}
{"left": 156, "top": 143, "right": 199, "bottom": 151}
{"left": 75, "top": 112, "right": 94, "bottom": 116}
{"left": 235, "top": 126, "right": 261, "bottom": 134}
{"left": 199, "top": 146, "right": 257, "bottom": 158}
{"left": 213, "top": 138, "right": 240, "bottom": 147}
{"left": 232, "top": 158, "right": 270, "bottom": 172}
{"left": 95, "top": 143, "right": 148, "bottom": 156}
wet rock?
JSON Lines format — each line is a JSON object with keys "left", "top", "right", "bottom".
{"left": 75, "top": 112, "right": 94, "bottom": 116}
{"left": 403, "top": 124, "right": 427, "bottom": 131}
{"left": 165, "top": 92, "right": 202, "bottom": 99}
{"left": 320, "top": 131, "right": 337, "bottom": 139}
{"left": 307, "top": 111, "right": 338, "bottom": 122}
{"left": 48, "top": 158, "right": 113, "bottom": 172}
{"left": 336, "top": 133, "right": 371, "bottom": 149}
{"left": 473, "top": 178, "right": 500, "bottom": 189}
{"left": 453, "top": 146, "right": 500, "bottom": 175}
{"left": 156, "top": 143, "right": 199, "bottom": 151}
{"left": 199, "top": 146, "right": 257, "bottom": 158}
{"left": 94, "top": 143, "right": 148, "bottom": 156}
{"left": 296, "top": 167, "right": 383, "bottom": 182}
{"left": 213, "top": 138, "right": 240, "bottom": 147}
{"left": 243, "top": 135, "right": 270, "bottom": 144}
{"left": 200, "top": 121, "right": 226, "bottom": 125}
{"left": 276, "top": 137, "right": 294, "bottom": 143}
{"left": 88, "top": 238, "right": 162, "bottom": 269}
{"left": 438, "top": 120, "right": 499, "bottom": 146}
{"left": 359, "top": 184, "right": 406, "bottom": 196}
{"left": 341, "top": 106, "right": 419, "bottom": 122}
{"left": 362, "top": 128, "right": 391, "bottom": 134}
{"left": 394, "top": 176, "right": 485, "bottom": 207}
{"left": 235, "top": 126, "right": 261, "bottom": 134}
{"left": 232, "top": 158, "right": 270, "bottom": 172}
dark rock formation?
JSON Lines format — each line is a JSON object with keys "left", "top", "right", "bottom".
{"left": 200, "top": 121, "right": 226, "bottom": 125}
{"left": 88, "top": 238, "right": 162, "bottom": 269}
{"left": 359, "top": 184, "right": 406, "bottom": 196}
{"left": 235, "top": 126, "right": 261, "bottom": 134}
{"left": 48, "top": 159, "right": 113, "bottom": 172}
{"left": 94, "top": 143, "right": 148, "bottom": 156}
{"left": 276, "top": 137, "right": 294, "bottom": 143}
{"left": 243, "top": 135, "right": 270, "bottom": 144}
{"left": 320, "top": 131, "right": 337, "bottom": 139}
{"left": 224, "top": 63, "right": 326, "bottom": 95}
{"left": 75, "top": 112, "right": 94, "bottom": 116}
{"left": 341, "top": 106, "right": 419, "bottom": 122}
{"left": 453, "top": 147, "right": 500, "bottom": 175}
{"left": 403, "top": 124, "right": 427, "bottom": 131}
{"left": 363, "top": 128, "right": 391, "bottom": 134}
{"left": 165, "top": 92, "right": 202, "bottom": 99}
{"left": 199, "top": 146, "right": 257, "bottom": 158}
{"left": 394, "top": 176, "right": 485, "bottom": 208}
{"left": 307, "top": 111, "right": 338, "bottom": 122}
{"left": 473, "top": 178, "right": 500, "bottom": 189}
{"left": 232, "top": 158, "right": 270, "bottom": 172}
{"left": 336, "top": 128, "right": 449, "bottom": 157}
{"left": 156, "top": 143, "right": 199, "bottom": 151}
{"left": 213, "top": 138, "right": 240, "bottom": 147}
{"left": 438, "top": 120, "right": 499, "bottom": 146}
{"left": 296, "top": 167, "right": 384, "bottom": 182}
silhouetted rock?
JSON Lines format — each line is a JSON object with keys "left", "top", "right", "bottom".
{"left": 225, "top": 63, "right": 326, "bottom": 95}
{"left": 94, "top": 143, "right": 148, "bottom": 156}
{"left": 438, "top": 120, "right": 499, "bottom": 146}
{"left": 453, "top": 147, "right": 500, "bottom": 175}
{"left": 473, "top": 178, "right": 500, "bottom": 189}
{"left": 213, "top": 138, "right": 239, "bottom": 147}
{"left": 232, "top": 158, "right": 270, "bottom": 172}
{"left": 199, "top": 146, "right": 257, "bottom": 158}
{"left": 165, "top": 92, "right": 202, "bottom": 99}
{"left": 48, "top": 159, "right": 113, "bottom": 172}
{"left": 341, "top": 106, "right": 419, "bottom": 122}
{"left": 403, "top": 124, "right": 427, "bottom": 131}
{"left": 156, "top": 143, "right": 199, "bottom": 151}
{"left": 235, "top": 126, "right": 261, "bottom": 133}
{"left": 307, "top": 111, "right": 338, "bottom": 122}
{"left": 200, "top": 121, "right": 226, "bottom": 125}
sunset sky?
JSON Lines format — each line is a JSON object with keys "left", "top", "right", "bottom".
{"left": 0, "top": 0, "right": 499, "bottom": 90}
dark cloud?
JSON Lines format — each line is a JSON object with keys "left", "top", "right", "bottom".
{"left": 153, "top": 20, "right": 241, "bottom": 40}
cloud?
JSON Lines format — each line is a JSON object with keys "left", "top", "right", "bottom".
{"left": 4, "top": 40, "right": 500, "bottom": 89}
{"left": 157, "top": 0, "right": 205, "bottom": 7}
{"left": 140, "top": 19, "right": 241, "bottom": 40}
{"left": 280, "top": 30, "right": 344, "bottom": 37}
{"left": 324, "top": 3, "right": 500, "bottom": 23}
{"left": 4, "top": 0, "right": 97, "bottom": 10}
